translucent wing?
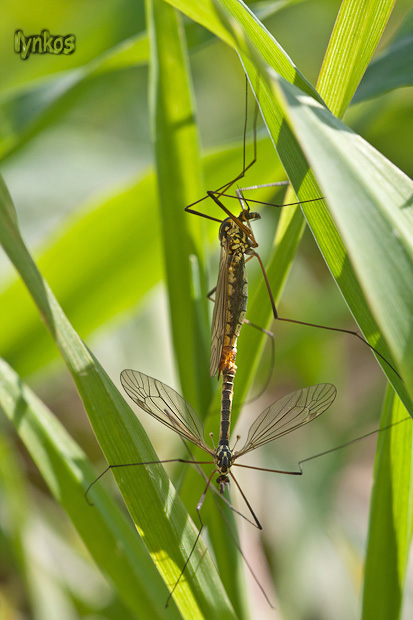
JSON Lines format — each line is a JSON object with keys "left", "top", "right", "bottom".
{"left": 234, "top": 384, "right": 337, "bottom": 458}
{"left": 210, "top": 243, "right": 231, "bottom": 377}
{"left": 120, "top": 370, "right": 213, "bottom": 455}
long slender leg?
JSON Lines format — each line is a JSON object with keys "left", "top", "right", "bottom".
{"left": 233, "top": 463, "right": 303, "bottom": 475}
{"left": 298, "top": 417, "right": 411, "bottom": 468}
{"left": 229, "top": 471, "right": 262, "bottom": 530}
{"left": 233, "top": 417, "right": 411, "bottom": 478}
{"left": 207, "top": 182, "right": 323, "bottom": 211}
{"left": 84, "top": 458, "right": 214, "bottom": 505}
{"left": 275, "top": 316, "right": 401, "bottom": 379}
{"left": 241, "top": 206, "right": 400, "bottom": 379}
{"left": 207, "top": 189, "right": 254, "bottom": 239}
{"left": 185, "top": 75, "right": 258, "bottom": 217}
{"left": 242, "top": 318, "right": 275, "bottom": 404}
{"left": 245, "top": 250, "right": 277, "bottom": 318}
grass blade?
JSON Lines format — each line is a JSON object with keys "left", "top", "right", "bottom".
{"left": 0, "top": 358, "right": 183, "bottom": 620}
{"left": 353, "top": 9, "right": 413, "bottom": 103}
{"left": 147, "top": 0, "right": 212, "bottom": 415}
{"left": 268, "top": 75, "right": 413, "bottom": 400}
{"left": 317, "top": 0, "right": 395, "bottom": 117}
{"left": 362, "top": 387, "right": 413, "bottom": 619}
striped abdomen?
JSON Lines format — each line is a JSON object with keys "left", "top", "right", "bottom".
{"left": 219, "top": 250, "right": 247, "bottom": 444}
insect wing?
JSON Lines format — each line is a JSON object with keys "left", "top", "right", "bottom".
{"left": 210, "top": 243, "right": 231, "bottom": 377}
{"left": 120, "top": 370, "right": 212, "bottom": 454}
{"left": 234, "top": 384, "right": 337, "bottom": 458}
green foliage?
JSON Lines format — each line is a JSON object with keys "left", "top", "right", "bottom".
{"left": 362, "top": 387, "right": 413, "bottom": 620}
{"left": 0, "top": 358, "right": 183, "bottom": 620}
{"left": 353, "top": 8, "right": 413, "bottom": 103}
{"left": 0, "top": 1, "right": 412, "bottom": 619}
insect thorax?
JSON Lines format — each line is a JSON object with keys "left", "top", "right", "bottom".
{"left": 215, "top": 443, "right": 233, "bottom": 475}
{"left": 219, "top": 218, "right": 252, "bottom": 255}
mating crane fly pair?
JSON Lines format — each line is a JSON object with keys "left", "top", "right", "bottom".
{"left": 113, "top": 169, "right": 342, "bottom": 606}
{"left": 89, "top": 78, "right": 401, "bottom": 605}
{"left": 115, "top": 183, "right": 339, "bottom": 605}
{"left": 116, "top": 165, "right": 338, "bottom": 537}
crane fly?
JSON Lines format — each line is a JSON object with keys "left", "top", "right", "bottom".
{"left": 185, "top": 77, "right": 401, "bottom": 382}
{"left": 209, "top": 200, "right": 272, "bottom": 445}
{"left": 117, "top": 369, "right": 336, "bottom": 603}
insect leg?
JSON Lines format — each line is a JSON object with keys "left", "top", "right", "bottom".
{"left": 84, "top": 458, "right": 214, "bottom": 505}
{"left": 229, "top": 471, "right": 262, "bottom": 530}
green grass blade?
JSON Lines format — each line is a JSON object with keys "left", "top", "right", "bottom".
{"left": 147, "top": 0, "right": 212, "bottom": 416}
{"left": 353, "top": 10, "right": 413, "bottom": 103}
{"left": 269, "top": 75, "right": 413, "bottom": 400}
{"left": 362, "top": 387, "right": 413, "bottom": 619}
{"left": 316, "top": 0, "right": 395, "bottom": 117}
{"left": 0, "top": 434, "right": 31, "bottom": 608}
{"left": 147, "top": 1, "right": 249, "bottom": 612}
{"left": 0, "top": 176, "right": 236, "bottom": 619}
{"left": 0, "top": 358, "right": 183, "bottom": 620}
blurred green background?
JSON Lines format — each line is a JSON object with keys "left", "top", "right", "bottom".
{"left": 0, "top": 1, "right": 412, "bottom": 619}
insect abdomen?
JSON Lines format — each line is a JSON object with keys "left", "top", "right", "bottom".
{"left": 219, "top": 368, "right": 234, "bottom": 444}
{"left": 219, "top": 252, "right": 247, "bottom": 372}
